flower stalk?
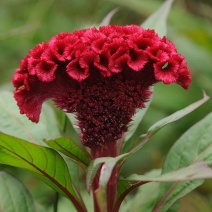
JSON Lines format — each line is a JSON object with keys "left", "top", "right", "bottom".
{"left": 91, "top": 141, "right": 119, "bottom": 212}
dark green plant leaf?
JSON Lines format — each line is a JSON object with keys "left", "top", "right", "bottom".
{"left": 113, "top": 180, "right": 134, "bottom": 212}
{"left": 0, "top": 91, "right": 61, "bottom": 145}
{"left": 0, "top": 132, "right": 86, "bottom": 212}
{"left": 114, "top": 94, "right": 209, "bottom": 211}
{"left": 0, "top": 171, "right": 35, "bottom": 212}
{"left": 116, "top": 180, "right": 131, "bottom": 202}
{"left": 141, "top": 0, "right": 173, "bottom": 36}
{"left": 45, "top": 137, "right": 91, "bottom": 169}
{"left": 120, "top": 182, "right": 159, "bottom": 212}
{"left": 114, "top": 169, "right": 161, "bottom": 212}
{"left": 154, "top": 112, "right": 212, "bottom": 212}
{"left": 130, "top": 92, "right": 209, "bottom": 154}
{"left": 127, "top": 161, "right": 212, "bottom": 182}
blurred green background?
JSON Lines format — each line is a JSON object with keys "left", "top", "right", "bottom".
{"left": 0, "top": 0, "right": 212, "bottom": 211}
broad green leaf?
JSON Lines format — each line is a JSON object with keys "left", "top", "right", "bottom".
{"left": 141, "top": 0, "right": 174, "bottom": 36}
{"left": 0, "top": 132, "right": 86, "bottom": 212}
{"left": 120, "top": 182, "right": 159, "bottom": 212}
{"left": 45, "top": 137, "right": 91, "bottom": 168}
{"left": 115, "top": 169, "right": 161, "bottom": 212}
{"left": 154, "top": 112, "right": 212, "bottom": 212}
{"left": 116, "top": 180, "right": 131, "bottom": 202}
{"left": 95, "top": 153, "right": 129, "bottom": 211}
{"left": 0, "top": 171, "right": 35, "bottom": 212}
{"left": 113, "top": 180, "right": 134, "bottom": 212}
{"left": 122, "top": 88, "right": 153, "bottom": 152}
{"left": 0, "top": 91, "right": 61, "bottom": 145}
{"left": 130, "top": 92, "right": 209, "bottom": 154}
{"left": 127, "top": 161, "right": 212, "bottom": 182}
{"left": 100, "top": 8, "right": 119, "bottom": 26}
{"left": 155, "top": 181, "right": 204, "bottom": 212}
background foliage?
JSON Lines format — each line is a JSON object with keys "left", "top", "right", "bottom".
{"left": 0, "top": 0, "right": 212, "bottom": 211}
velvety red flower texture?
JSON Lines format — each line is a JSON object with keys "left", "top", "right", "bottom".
{"left": 13, "top": 25, "right": 191, "bottom": 148}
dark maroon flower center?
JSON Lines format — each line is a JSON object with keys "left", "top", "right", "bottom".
{"left": 55, "top": 73, "right": 151, "bottom": 147}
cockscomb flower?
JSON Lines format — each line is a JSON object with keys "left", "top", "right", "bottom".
{"left": 12, "top": 25, "right": 191, "bottom": 154}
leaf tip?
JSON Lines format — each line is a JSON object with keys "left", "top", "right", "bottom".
{"left": 202, "top": 90, "right": 210, "bottom": 101}
{"left": 100, "top": 8, "right": 119, "bottom": 26}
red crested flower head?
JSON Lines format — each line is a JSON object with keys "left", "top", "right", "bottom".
{"left": 12, "top": 25, "right": 191, "bottom": 148}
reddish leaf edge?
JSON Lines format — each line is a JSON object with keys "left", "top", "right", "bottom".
{"left": 0, "top": 132, "right": 87, "bottom": 212}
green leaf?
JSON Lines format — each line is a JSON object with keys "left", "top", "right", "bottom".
{"left": 127, "top": 161, "right": 212, "bottom": 182}
{"left": 113, "top": 180, "right": 134, "bottom": 212}
{"left": 120, "top": 182, "right": 159, "bottom": 212}
{"left": 116, "top": 94, "right": 209, "bottom": 211}
{"left": 115, "top": 169, "right": 161, "bottom": 212}
{"left": 0, "top": 132, "right": 86, "bottom": 212}
{"left": 141, "top": 0, "right": 174, "bottom": 37}
{"left": 116, "top": 180, "right": 132, "bottom": 202}
{"left": 147, "top": 92, "right": 209, "bottom": 136}
{"left": 0, "top": 171, "right": 35, "bottom": 212}
{"left": 45, "top": 137, "right": 91, "bottom": 169}
{"left": 130, "top": 92, "right": 209, "bottom": 154}
{"left": 0, "top": 91, "right": 61, "bottom": 145}
{"left": 100, "top": 8, "right": 119, "bottom": 26}
{"left": 154, "top": 112, "right": 212, "bottom": 212}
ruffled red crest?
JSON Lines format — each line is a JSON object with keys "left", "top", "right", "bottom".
{"left": 13, "top": 25, "right": 191, "bottom": 147}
